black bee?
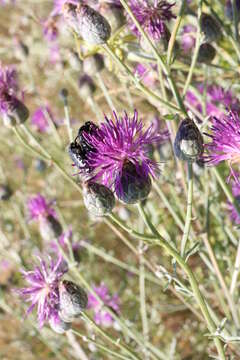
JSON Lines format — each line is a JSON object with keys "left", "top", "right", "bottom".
{"left": 68, "top": 121, "right": 98, "bottom": 174}
{"left": 78, "top": 121, "right": 98, "bottom": 152}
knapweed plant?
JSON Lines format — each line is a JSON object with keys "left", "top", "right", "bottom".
{"left": 1, "top": 0, "right": 240, "bottom": 359}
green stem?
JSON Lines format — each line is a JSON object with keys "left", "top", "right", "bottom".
{"left": 119, "top": 0, "right": 187, "bottom": 115}
{"left": 12, "top": 127, "right": 49, "bottom": 161}
{"left": 212, "top": 167, "right": 240, "bottom": 217}
{"left": 181, "top": 162, "right": 193, "bottom": 257}
{"left": 96, "top": 72, "right": 115, "bottom": 110}
{"left": 71, "top": 329, "right": 132, "bottom": 360}
{"left": 81, "top": 313, "right": 141, "bottom": 360}
{"left": 233, "top": 0, "right": 240, "bottom": 43}
{"left": 167, "top": 0, "right": 186, "bottom": 66}
{"left": 63, "top": 100, "right": 73, "bottom": 143}
{"left": 183, "top": 4, "right": 202, "bottom": 97}
{"left": 137, "top": 203, "right": 226, "bottom": 360}
{"left": 103, "top": 44, "right": 181, "bottom": 114}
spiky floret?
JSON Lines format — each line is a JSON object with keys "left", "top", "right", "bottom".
{"left": 128, "top": 0, "right": 176, "bottom": 40}
{"left": 18, "top": 256, "right": 66, "bottom": 327}
{"left": 27, "top": 194, "right": 56, "bottom": 221}
{"left": 81, "top": 110, "right": 161, "bottom": 198}
{"left": 0, "top": 65, "right": 18, "bottom": 115}
{"left": 204, "top": 110, "right": 240, "bottom": 181}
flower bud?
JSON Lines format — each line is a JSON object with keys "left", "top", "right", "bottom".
{"left": 78, "top": 74, "right": 96, "bottom": 98}
{"left": 3, "top": 98, "right": 29, "bottom": 127}
{"left": 59, "top": 280, "right": 88, "bottom": 322}
{"left": 83, "top": 181, "right": 115, "bottom": 216}
{"left": 200, "top": 13, "right": 222, "bottom": 43}
{"left": 63, "top": 3, "right": 111, "bottom": 45}
{"left": 49, "top": 314, "right": 71, "bottom": 334}
{"left": 197, "top": 43, "right": 216, "bottom": 64}
{"left": 34, "top": 159, "right": 47, "bottom": 172}
{"left": 83, "top": 54, "right": 104, "bottom": 76}
{"left": 59, "top": 88, "right": 68, "bottom": 104}
{"left": 39, "top": 215, "right": 63, "bottom": 242}
{"left": 174, "top": 118, "right": 204, "bottom": 162}
{"left": 118, "top": 161, "right": 152, "bottom": 204}
{"left": 0, "top": 184, "right": 12, "bottom": 201}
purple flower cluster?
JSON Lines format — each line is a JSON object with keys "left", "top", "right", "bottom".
{"left": 18, "top": 256, "right": 66, "bottom": 327}
{"left": 186, "top": 85, "right": 240, "bottom": 119}
{"left": 227, "top": 178, "right": 240, "bottom": 224}
{"left": 0, "top": 65, "right": 18, "bottom": 116}
{"left": 128, "top": 0, "right": 176, "bottom": 40}
{"left": 79, "top": 111, "right": 161, "bottom": 198}
{"left": 181, "top": 25, "right": 196, "bottom": 53}
{"left": 27, "top": 194, "right": 56, "bottom": 221}
{"left": 31, "top": 107, "right": 51, "bottom": 133}
{"left": 205, "top": 110, "right": 240, "bottom": 179}
{"left": 88, "top": 282, "right": 120, "bottom": 327}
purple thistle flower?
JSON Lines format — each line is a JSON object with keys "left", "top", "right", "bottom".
{"left": 0, "top": 65, "right": 18, "bottom": 115}
{"left": 31, "top": 107, "right": 51, "bottom": 133}
{"left": 42, "top": 17, "right": 59, "bottom": 42}
{"left": 134, "top": 63, "right": 158, "bottom": 87}
{"left": 204, "top": 110, "right": 240, "bottom": 178}
{"left": 227, "top": 177, "right": 240, "bottom": 224}
{"left": 18, "top": 255, "right": 67, "bottom": 327}
{"left": 27, "top": 194, "right": 56, "bottom": 221}
{"left": 128, "top": 0, "right": 176, "bottom": 40}
{"left": 80, "top": 110, "right": 160, "bottom": 199}
{"left": 186, "top": 85, "right": 240, "bottom": 120}
{"left": 181, "top": 25, "right": 196, "bottom": 53}
{"left": 88, "top": 282, "right": 120, "bottom": 327}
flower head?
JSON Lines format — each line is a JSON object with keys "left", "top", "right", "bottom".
{"left": 227, "top": 177, "right": 240, "bottom": 224}
{"left": 27, "top": 194, "right": 56, "bottom": 221}
{"left": 181, "top": 25, "right": 196, "bottom": 53}
{"left": 88, "top": 282, "right": 120, "bottom": 327}
{"left": 128, "top": 0, "right": 176, "bottom": 40}
{"left": 31, "top": 107, "right": 51, "bottom": 133}
{"left": 75, "top": 110, "right": 160, "bottom": 199}
{"left": 18, "top": 255, "right": 66, "bottom": 327}
{"left": 0, "top": 65, "right": 18, "bottom": 115}
{"left": 204, "top": 110, "right": 240, "bottom": 178}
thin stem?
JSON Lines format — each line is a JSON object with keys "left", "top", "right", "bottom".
{"left": 42, "top": 107, "right": 63, "bottom": 148}
{"left": 232, "top": 0, "right": 240, "bottom": 43}
{"left": 63, "top": 99, "right": 73, "bottom": 143}
{"left": 203, "top": 234, "right": 239, "bottom": 328}
{"left": 81, "top": 313, "right": 141, "bottom": 360}
{"left": 66, "top": 331, "right": 88, "bottom": 360}
{"left": 71, "top": 329, "right": 131, "bottom": 360}
{"left": 21, "top": 124, "right": 52, "bottom": 160}
{"left": 230, "top": 239, "right": 240, "bottom": 296}
{"left": 183, "top": 4, "right": 202, "bottom": 97}
{"left": 12, "top": 127, "right": 49, "bottom": 161}
{"left": 96, "top": 72, "right": 115, "bottom": 110}
{"left": 167, "top": 0, "right": 186, "bottom": 66}
{"left": 103, "top": 43, "right": 182, "bottom": 114}
{"left": 181, "top": 162, "right": 193, "bottom": 257}
{"left": 137, "top": 203, "right": 226, "bottom": 360}
{"left": 212, "top": 167, "right": 240, "bottom": 217}
{"left": 119, "top": 0, "right": 187, "bottom": 115}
